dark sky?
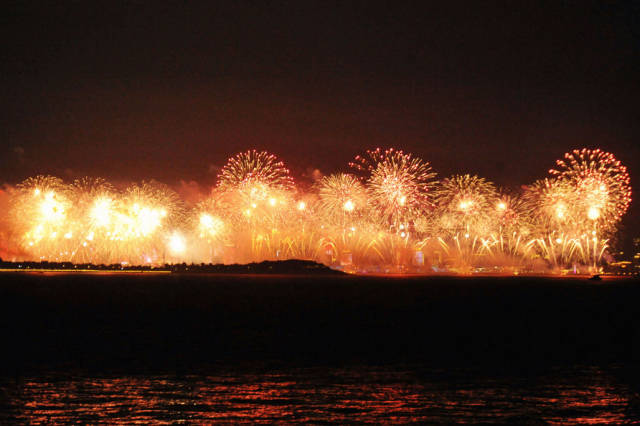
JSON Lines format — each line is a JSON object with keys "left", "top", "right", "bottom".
{"left": 1, "top": 1, "right": 639, "bottom": 243}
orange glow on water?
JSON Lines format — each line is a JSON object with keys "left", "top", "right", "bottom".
{"left": 3, "top": 367, "right": 633, "bottom": 424}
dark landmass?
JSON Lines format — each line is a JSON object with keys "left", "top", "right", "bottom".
{"left": 0, "top": 274, "right": 639, "bottom": 375}
{"left": 0, "top": 258, "right": 344, "bottom": 275}
{"left": 172, "top": 259, "right": 346, "bottom": 275}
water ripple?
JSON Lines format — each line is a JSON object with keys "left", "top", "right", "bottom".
{"left": 2, "top": 365, "right": 639, "bottom": 424}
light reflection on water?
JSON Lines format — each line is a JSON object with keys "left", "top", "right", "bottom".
{"left": 1, "top": 366, "right": 638, "bottom": 424}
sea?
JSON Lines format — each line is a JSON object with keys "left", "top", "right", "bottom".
{"left": 1, "top": 272, "right": 639, "bottom": 423}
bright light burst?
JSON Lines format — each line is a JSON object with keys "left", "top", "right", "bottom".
{"left": 11, "top": 176, "right": 72, "bottom": 255}
{"left": 116, "top": 181, "right": 182, "bottom": 240}
{"left": 167, "top": 231, "right": 187, "bottom": 258}
{"left": 89, "top": 197, "right": 114, "bottom": 228}
{"left": 198, "top": 212, "right": 225, "bottom": 239}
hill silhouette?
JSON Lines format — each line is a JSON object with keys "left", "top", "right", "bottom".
{"left": 0, "top": 258, "right": 345, "bottom": 275}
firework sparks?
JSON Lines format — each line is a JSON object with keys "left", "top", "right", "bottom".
{"left": 3, "top": 147, "right": 632, "bottom": 273}
{"left": 218, "top": 150, "right": 294, "bottom": 196}
{"left": 168, "top": 231, "right": 187, "bottom": 255}
{"left": 364, "top": 149, "right": 437, "bottom": 229}
{"left": 316, "top": 173, "right": 367, "bottom": 218}
{"left": 434, "top": 174, "right": 498, "bottom": 237}
{"left": 550, "top": 148, "right": 631, "bottom": 233}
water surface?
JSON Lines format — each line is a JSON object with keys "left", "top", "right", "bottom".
{"left": 2, "top": 365, "right": 640, "bottom": 424}
{"left": 1, "top": 273, "right": 639, "bottom": 423}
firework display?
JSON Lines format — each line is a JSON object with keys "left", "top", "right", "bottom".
{"left": 2, "top": 148, "right": 632, "bottom": 273}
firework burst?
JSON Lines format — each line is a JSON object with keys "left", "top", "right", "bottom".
{"left": 349, "top": 147, "right": 399, "bottom": 176}
{"left": 316, "top": 173, "right": 367, "bottom": 220}
{"left": 524, "top": 179, "right": 579, "bottom": 231}
{"left": 187, "top": 195, "right": 231, "bottom": 261}
{"left": 479, "top": 193, "right": 537, "bottom": 267}
{"left": 349, "top": 148, "right": 437, "bottom": 234}
{"left": 11, "top": 176, "right": 72, "bottom": 259}
{"left": 117, "top": 181, "right": 183, "bottom": 240}
{"left": 434, "top": 174, "right": 498, "bottom": 238}
{"left": 366, "top": 150, "right": 437, "bottom": 228}
{"left": 492, "top": 193, "right": 534, "bottom": 235}
{"left": 550, "top": 148, "right": 631, "bottom": 232}
{"left": 218, "top": 150, "right": 294, "bottom": 197}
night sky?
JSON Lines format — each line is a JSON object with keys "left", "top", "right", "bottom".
{"left": 1, "top": 1, "right": 639, "bottom": 247}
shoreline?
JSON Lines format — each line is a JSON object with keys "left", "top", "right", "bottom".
{"left": 0, "top": 268, "right": 636, "bottom": 279}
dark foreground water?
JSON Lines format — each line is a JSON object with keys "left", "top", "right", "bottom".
{"left": 1, "top": 273, "right": 639, "bottom": 423}
{"left": 2, "top": 364, "right": 640, "bottom": 423}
